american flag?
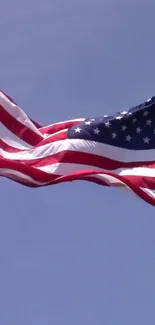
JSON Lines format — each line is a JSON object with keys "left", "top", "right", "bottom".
{"left": 0, "top": 90, "right": 155, "bottom": 207}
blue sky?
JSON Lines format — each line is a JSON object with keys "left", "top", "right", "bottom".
{"left": 1, "top": 1, "right": 155, "bottom": 324}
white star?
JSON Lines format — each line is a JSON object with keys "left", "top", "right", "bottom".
{"left": 105, "top": 121, "right": 111, "bottom": 127}
{"left": 146, "top": 119, "right": 152, "bottom": 126}
{"left": 132, "top": 118, "right": 137, "bottom": 123}
{"left": 122, "top": 125, "right": 127, "bottom": 131}
{"left": 143, "top": 111, "right": 149, "bottom": 116}
{"left": 144, "top": 137, "right": 150, "bottom": 144}
{"left": 136, "top": 127, "right": 142, "bottom": 134}
{"left": 116, "top": 116, "right": 122, "bottom": 120}
{"left": 112, "top": 132, "right": 117, "bottom": 139}
{"left": 75, "top": 127, "right": 81, "bottom": 133}
{"left": 85, "top": 121, "right": 91, "bottom": 125}
{"left": 126, "top": 135, "right": 132, "bottom": 142}
{"left": 147, "top": 98, "right": 152, "bottom": 102}
{"left": 93, "top": 128, "right": 100, "bottom": 135}
{"left": 121, "top": 111, "right": 127, "bottom": 115}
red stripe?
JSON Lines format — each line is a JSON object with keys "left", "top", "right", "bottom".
{"left": 0, "top": 104, "right": 43, "bottom": 146}
{"left": 123, "top": 175, "right": 155, "bottom": 189}
{"left": 3, "top": 154, "right": 155, "bottom": 190}
{"left": 0, "top": 173, "right": 39, "bottom": 187}
{"left": 1, "top": 90, "right": 42, "bottom": 129}
{"left": 0, "top": 139, "right": 25, "bottom": 153}
{"left": 0, "top": 157, "right": 58, "bottom": 183}
{"left": 20, "top": 149, "right": 155, "bottom": 170}
{"left": 82, "top": 176, "right": 110, "bottom": 187}
{"left": 0, "top": 156, "right": 155, "bottom": 206}
{"left": 38, "top": 130, "right": 68, "bottom": 146}
{"left": 0, "top": 155, "right": 155, "bottom": 192}
{"left": 83, "top": 174, "right": 155, "bottom": 190}
{"left": 39, "top": 120, "right": 83, "bottom": 135}
{"left": 43, "top": 169, "right": 155, "bottom": 207}
{"left": 43, "top": 168, "right": 155, "bottom": 190}
{"left": 0, "top": 130, "right": 67, "bottom": 154}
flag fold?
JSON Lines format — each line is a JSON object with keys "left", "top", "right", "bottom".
{"left": 0, "top": 90, "right": 155, "bottom": 207}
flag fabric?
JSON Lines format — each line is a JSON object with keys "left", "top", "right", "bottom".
{"left": 0, "top": 90, "right": 155, "bottom": 207}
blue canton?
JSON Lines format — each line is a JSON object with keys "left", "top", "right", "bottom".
{"left": 67, "top": 97, "right": 155, "bottom": 150}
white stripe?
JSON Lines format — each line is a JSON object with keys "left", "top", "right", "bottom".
{"left": 0, "top": 122, "right": 32, "bottom": 149}
{"left": 119, "top": 167, "right": 155, "bottom": 177}
{"left": 1, "top": 167, "right": 153, "bottom": 203}
{"left": 0, "top": 167, "right": 128, "bottom": 188}
{"left": 87, "top": 174, "right": 127, "bottom": 187}
{"left": 141, "top": 188, "right": 155, "bottom": 198}
{"left": 0, "top": 138, "right": 154, "bottom": 163}
{"left": 39, "top": 118, "right": 85, "bottom": 132}
{"left": 0, "top": 168, "right": 44, "bottom": 185}
{"left": 38, "top": 162, "right": 102, "bottom": 174}
{"left": 44, "top": 128, "right": 68, "bottom": 139}
{"left": 38, "top": 163, "right": 155, "bottom": 178}
{"left": 0, "top": 91, "right": 43, "bottom": 138}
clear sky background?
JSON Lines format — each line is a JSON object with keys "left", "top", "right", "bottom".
{"left": 1, "top": 1, "right": 155, "bottom": 324}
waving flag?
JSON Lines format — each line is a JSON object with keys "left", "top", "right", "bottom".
{"left": 0, "top": 90, "right": 155, "bottom": 207}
